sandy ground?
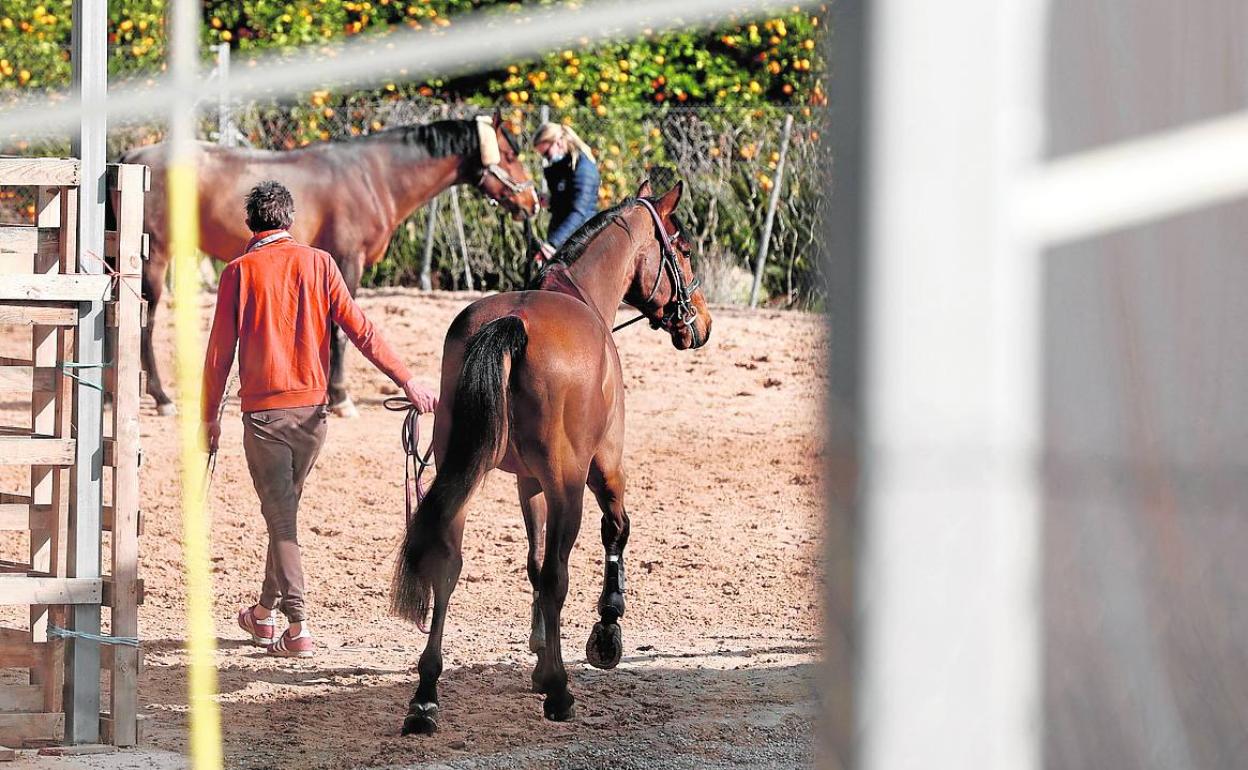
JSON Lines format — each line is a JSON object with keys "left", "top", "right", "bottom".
{"left": 1, "top": 289, "right": 826, "bottom": 769}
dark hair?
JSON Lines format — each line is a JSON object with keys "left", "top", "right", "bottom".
{"left": 245, "top": 180, "right": 294, "bottom": 231}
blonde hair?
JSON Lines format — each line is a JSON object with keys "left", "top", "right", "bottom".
{"left": 535, "top": 121, "right": 595, "bottom": 167}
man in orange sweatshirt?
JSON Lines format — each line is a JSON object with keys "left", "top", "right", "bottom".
{"left": 202, "top": 180, "right": 438, "bottom": 657}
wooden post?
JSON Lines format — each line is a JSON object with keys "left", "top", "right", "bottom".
{"left": 28, "top": 185, "right": 74, "bottom": 716}
{"left": 67, "top": 0, "right": 107, "bottom": 745}
{"left": 449, "top": 186, "right": 473, "bottom": 291}
{"left": 419, "top": 195, "right": 439, "bottom": 291}
{"left": 106, "top": 163, "right": 145, "bottom": 747}
{"left": 749, "top": 113, "right": 794, "bottom": 309}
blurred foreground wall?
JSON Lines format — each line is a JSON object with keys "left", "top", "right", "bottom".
{"left": 1044, "top": 2, "right": 1248, "bottom": 768}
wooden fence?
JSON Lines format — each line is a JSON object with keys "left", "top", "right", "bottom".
{"left": 0, "top": 159, "right": 146, "bottom": 751}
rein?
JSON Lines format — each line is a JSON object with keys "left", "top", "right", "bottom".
{"left": 384, "top": 396, "right": 435, "bottom": 523}
{"left": 612, "top": 313, "right": 649, "bottom": 333}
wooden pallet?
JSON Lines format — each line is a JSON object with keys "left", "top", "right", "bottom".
{"left": 0, "top": 157, "right": 147, "bottom": 748}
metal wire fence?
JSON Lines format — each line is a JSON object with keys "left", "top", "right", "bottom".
{"left": 0, "top": 6, "right": 826, "bottom": 308}
{"left": 2, "top": 86, "right": 825, "bottom": 307}
{"left": 223, "top": 96, "right": 824, "bottom": 306}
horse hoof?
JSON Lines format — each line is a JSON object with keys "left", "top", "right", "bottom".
{"left": 156, "top": 402, "right": 177, "bottom": 417}
{"left": 543, "top": 693, "right": 576, "bottom": 722}
{"left": 401, "top": 702, "right": 439, "bottom": 736}
{"left": 401, "top": 713, "right": 438, "bottom": 736}
{"left": 329, "top": 398, "right": 359, "bottom": 418}
{"left": 586, "top": 621, "right": 623, "bottom": 670}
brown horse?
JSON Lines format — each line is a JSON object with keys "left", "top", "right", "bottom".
{"left": 390, "top": 180, "right": 712, "bottom": 732}
{"left": 119, "top": 111, "right": 539, "bottom": 416}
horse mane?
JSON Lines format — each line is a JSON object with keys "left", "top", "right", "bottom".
{"left": 528, "top": 196, "right": 703, "bottom": 290}
{"left": 555, "top": 198, "right": 638, "bottom": 264}
{"left": 350, "top": 117, "right": 520, "bottom": 160}
{"left": 525, "top": 198, "right": 635, "bottom": 288}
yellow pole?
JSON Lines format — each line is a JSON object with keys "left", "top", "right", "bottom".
{"left": 169, "top": 163, "right": 223, "bottom": 770}
{"left": 169, "top": 0, "right": 222, "bottom": 767}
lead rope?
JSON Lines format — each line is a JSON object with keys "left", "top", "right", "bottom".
{"left": 384, "top": 397, "right": 435, "bottom": 523}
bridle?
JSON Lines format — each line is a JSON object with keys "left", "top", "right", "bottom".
{"left": 480, "top": 162, "right": 537, "bottom": 214}
{"left": 614, "top": 198, "right": 702, "bottom": 344}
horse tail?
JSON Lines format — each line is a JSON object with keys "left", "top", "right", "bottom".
{"left": 391, "top": 315, "right": 528, "bottom": 627}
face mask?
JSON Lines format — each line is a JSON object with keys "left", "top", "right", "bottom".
{"left": 546, "top": 150, "right": 566, "bottom": 164}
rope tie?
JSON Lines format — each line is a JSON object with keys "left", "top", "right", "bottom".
{"left": 60, "top": 359, "right": 113, "bottom": 392}
{"left": 47, "top": 624, "right": 140, "bottom": 648}
{"left": 80, "top": 249, "right": 143, "bottom": 302}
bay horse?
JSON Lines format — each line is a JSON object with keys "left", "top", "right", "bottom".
{"left": 391, "top": 180, "right": 712, "bottom": 732}
{"left": 119, "top": 111, "right": 539, "bottom": 416}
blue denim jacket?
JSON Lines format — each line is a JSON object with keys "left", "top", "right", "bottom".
{"left": 543, "top": 154, "right": 600, "bottom": 248}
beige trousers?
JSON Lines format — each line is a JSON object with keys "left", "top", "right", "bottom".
{"left": 242, "top": 404, "right": 328, "bottom": 622}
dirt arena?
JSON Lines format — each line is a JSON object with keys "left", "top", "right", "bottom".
{"left": 2, "top": 289, "right": 825, "bottom": 769}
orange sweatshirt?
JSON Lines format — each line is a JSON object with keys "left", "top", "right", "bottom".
{"left": 202, "top": 232, "right": 413, "bottom": 422}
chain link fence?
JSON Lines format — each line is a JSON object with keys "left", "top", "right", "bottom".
{"left": 215, "top": 96, "right": 825, "bottom": 307}
{"left": 0, "top": 44, "right": 825, "bottom": 308}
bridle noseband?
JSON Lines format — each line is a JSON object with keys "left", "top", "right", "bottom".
{"left": 480, "top": 163, "right": 537, "bottom": 213}
{"left": 633, "top": 197, "right": 701, "bottom": 336}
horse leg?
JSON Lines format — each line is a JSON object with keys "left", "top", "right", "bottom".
{"left": 519, "top": 478, "right": 548, "bottom": 645}
{"left": 327, "top": 323, "right": 355, "bottom": 416}
{"left": 586, "top": 462, "right": 629, "bottom": 670}
{"left": 328, "top": 254, "right": 363, "bottom": 417}
{"left": 534, "top": 479, "right": 585, "bottom": 721}
{"left": 402, "top": 521, "right": 465, "bottom": 736}
{"left": 142, "top": 253, "right": 177, "bottom": 416}
{"left": 518, "top": 477, "right": 548, "bottom": 691}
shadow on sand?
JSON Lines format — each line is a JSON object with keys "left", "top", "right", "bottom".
{"left": 136, "top": 641, "right": 820, "bottom": 770}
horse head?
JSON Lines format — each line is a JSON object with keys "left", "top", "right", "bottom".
{"left": 626, "top": 180, "right": 713, "bottom": 350}
{"left": 475, "top": 110, "right": 540, "bottom": 221}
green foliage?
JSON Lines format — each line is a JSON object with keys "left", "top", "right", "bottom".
{"left": 0, "top": 0, "right": 166, "bottom": 90}
{"left": 0, "top": 1, "right": 827, "bottom": 307}
{"left": 488, "top": 14, "right": 824, "bottom": 112}
{"left": 0, "top": 0, "right": 826, "bottom": 110}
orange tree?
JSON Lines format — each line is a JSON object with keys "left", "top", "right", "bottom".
{"left": 0, "top": 1, "right": 825, "bottom": 104}
{"left": 0, "top": 0, "right": 827, "bottom": 305}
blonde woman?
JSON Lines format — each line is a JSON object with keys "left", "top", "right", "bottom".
{"left": 532, "top": 121, "right": 601, "bottom": 260}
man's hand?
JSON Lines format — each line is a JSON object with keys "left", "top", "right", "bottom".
{"left": 202, "top": 419, "right": 221, "bottom": 454}
{"left": 402, "top": 377, "right": 439, "bottom": 414}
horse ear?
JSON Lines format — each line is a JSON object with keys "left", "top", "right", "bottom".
{"left": 636, "top": 179, "right": 653, "bottom": 198}
{"left": 492, "top": 108, "right": 503, "bottom": 129}
{"left": 655, "top": 180, "right": 684, "bottom": 217}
